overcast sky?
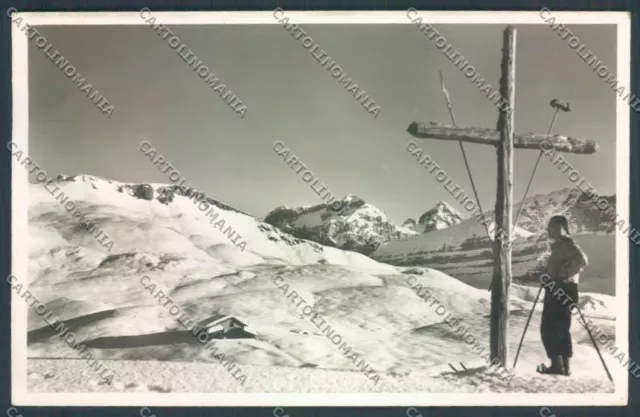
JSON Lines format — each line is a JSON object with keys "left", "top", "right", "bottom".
{"left": 29, "top": 23, "right": 617, "bottom": 224}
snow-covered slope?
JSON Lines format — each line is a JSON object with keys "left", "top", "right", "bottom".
{"left": 30, "top": 175, "right": 390, "bottom": 274}
{"left": 26, "top": 175, "right": 617, "bottom": 393}
{"left": 409, "top": 201, "right": 464, "bottom": 234}
{"left": 264, "top": 194, "right": 417, "bottom": 256}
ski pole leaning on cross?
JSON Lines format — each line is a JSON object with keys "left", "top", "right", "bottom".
{"left": 484, "top": 99, "right": 570, "bottom": 292}
{"left": 438, "top": 71, "right": 491, "bottom": 239}
{"left": 511, "top": 99, "right": 570, "bottom": 234}
{"left": 512, "top": 98, "right": 570, "bottom": 366}
{"left": 438, "top": 71, "right": 510, "bottom": 285}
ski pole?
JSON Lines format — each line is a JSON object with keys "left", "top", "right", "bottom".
{"left": 513, "top": 284, "right": 543, "bottom": 368}
{"left": 574, "top": 304, "right": 613, "bottom": 382}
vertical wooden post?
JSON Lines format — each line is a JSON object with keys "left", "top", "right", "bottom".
{"left": 491, "top": 26, "right": 516, "bottom": 367}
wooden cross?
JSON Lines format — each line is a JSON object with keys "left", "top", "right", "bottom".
{"left": 406, "top": 26, "right": 599, "bottom": 367}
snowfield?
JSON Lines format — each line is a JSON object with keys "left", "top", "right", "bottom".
{"left": 24, "top": 175, "right": 617, "bottom": 393}
{"left": 27, "top": 358, "right": 613, "bottom": 393}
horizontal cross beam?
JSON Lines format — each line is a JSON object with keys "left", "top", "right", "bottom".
{"left": 407, "top": 122, "right": 598, "bottom": 154}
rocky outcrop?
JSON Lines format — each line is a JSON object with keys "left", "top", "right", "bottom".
{"left": 132, "top": 184, "right": 154, "bottom": 201}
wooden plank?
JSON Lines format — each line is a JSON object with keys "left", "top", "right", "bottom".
{"left": 407, "top": 122, "right": 598, "bottom": 154}
{"left": 490, "top": 25, "right": 515, "bottom": 368}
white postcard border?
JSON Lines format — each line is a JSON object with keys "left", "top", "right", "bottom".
{"left": 10, "top": 10, "right": 631, "bottom": 407}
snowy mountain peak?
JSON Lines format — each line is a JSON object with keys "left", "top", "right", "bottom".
{"left": 412, "top": 201, "right": 464, "bottom": 234}
{"left": 265, "top": 196, "right": 417, "bottom": 256}
{"left": 433, "top": 200, "right": 458, "bottom": 213}
{"left": 341, "top": 193, "right": 364, "bottom": 204}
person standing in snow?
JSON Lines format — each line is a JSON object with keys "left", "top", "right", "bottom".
{"left": 537, "top": 215, "right": 588, "bottom": 376}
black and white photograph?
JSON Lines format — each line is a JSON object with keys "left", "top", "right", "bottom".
{"left": 8, "top": 10, "right": 631, "bottom": 407}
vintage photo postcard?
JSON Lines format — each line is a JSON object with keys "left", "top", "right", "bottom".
{"left": 9, "top": 9, "right": 631, "bottom": 408}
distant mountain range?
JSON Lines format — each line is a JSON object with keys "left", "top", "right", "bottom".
{"left": 264, "top": 197, "right": 472, "bottom": 256}
{"left": 496, "top": 187, "right": 617, "bottom": 235}
{"left": 264, "top": 194, "right": 418, "bottom": 256}
{"left": 265, "top": 187, "right": 615, "bottom": 257}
